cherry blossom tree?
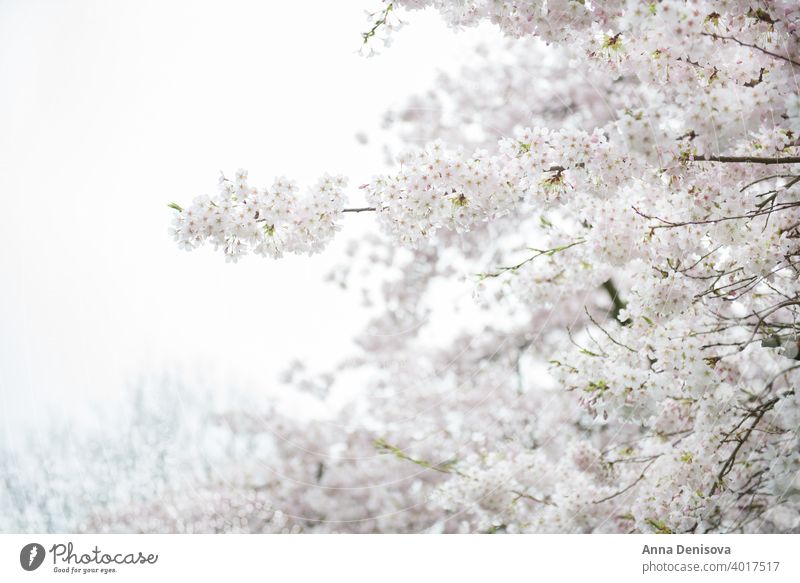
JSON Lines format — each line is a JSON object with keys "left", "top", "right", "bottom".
{"left": 162, "top": 1, "right": 800, "bottom": 533}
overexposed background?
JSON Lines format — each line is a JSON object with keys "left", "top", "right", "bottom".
{"left": 0, "top": 1, "right": 490, "bottom": 434}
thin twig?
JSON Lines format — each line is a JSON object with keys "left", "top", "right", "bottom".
{"left": 702, "top": 32, "right": 800, "bottom": 68}
{"left": 343, "top": 207, "right": 377, "bottom": 213}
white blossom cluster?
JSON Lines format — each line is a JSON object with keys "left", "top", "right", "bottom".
{"left": 365, "top": 140, "right": 518, "bottom": 245}
{"left": 171, "top": 169, "right": 347, "bottom": 261}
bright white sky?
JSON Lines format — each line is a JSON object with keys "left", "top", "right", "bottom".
{"left": 0, "top": 1, "right": 491, "bottom": 434}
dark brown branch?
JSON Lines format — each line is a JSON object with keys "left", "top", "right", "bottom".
{"left": 584, "top": 307, "right": 636, "bottom": 352}
{"left": 593, "top": 459, "right": 657, "bottom": 504}
{"left": 343, "top": 207, "right": 377, "bottom": 213}
{"left": 710, "top": 389, "right": 795, "bottom": 496}
{"left": 701, "top": 32, "right": 800, "bottom": 68}
{"left": 633, "top": 201, "right": 800, "bottom": 229}
{"left": 601, "top": 279, "right": 628, "bottom": 322}
{"left": 691, "top": 155, "right": 800, "bottom": 165}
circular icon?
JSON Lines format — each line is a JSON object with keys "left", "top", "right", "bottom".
{"left": 20, "top": 543, "right": 46, "bottom": 571}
